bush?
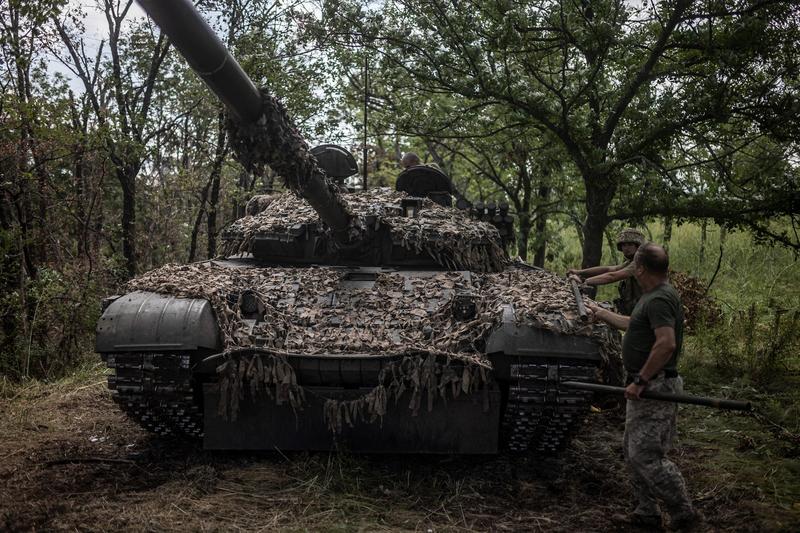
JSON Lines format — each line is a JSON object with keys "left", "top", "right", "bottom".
{"left": 0, "top": 265, "right": 106, "bottom": 381}
{"left": 691, "top": 303, "right": 800, "bottom": 383}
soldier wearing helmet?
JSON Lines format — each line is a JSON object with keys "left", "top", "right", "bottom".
{"left": 567, "top": 228, "right": 646, "bottom": 315}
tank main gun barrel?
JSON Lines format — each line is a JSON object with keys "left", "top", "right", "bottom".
{"left": 136, "top": 0, "right": 354, "bottom": 242}
{"left": 136, "top": 0, "right": 262, "bottom": 124}
{"left": 562, "top": 381, "right": 752, "bottom": 411}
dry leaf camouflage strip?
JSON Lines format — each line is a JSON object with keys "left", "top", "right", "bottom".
{"left": 126, "top": 261, "right": 622, "bottom": 428}
{"left": 321, "top": 352, "right": 492, "bottom": 433}
{"left": 220, "top": 188, "right": 506, "bottom": 272}
{"left": 215, "top": 349, "right": 306, "bottom": 423}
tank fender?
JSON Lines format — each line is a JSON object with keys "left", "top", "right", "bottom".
{"left": 96, "top": 291, "right": 221, "bottom": 353}
{"left": 485, "top": 304, "right": 600, "bottom": 360}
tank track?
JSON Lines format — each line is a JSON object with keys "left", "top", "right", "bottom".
{"left": 104, "top": 352, "right": 203, "bottom": 439}
{"left": 103, "top": 353, "right": 594, "bottom": 450}
{"left": 502, "top": 362, "right": 596, "bottom": 453}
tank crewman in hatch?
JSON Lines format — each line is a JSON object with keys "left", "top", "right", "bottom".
{"left": 395, "top": 152, "right": 457, "bottom": 207}
{"left": 400, "top": 151, "right": 444, "bottom": 172}
{"left": 400, "top": 152, "right": 422, "bottom": 169}
{"left": 585, "top": 243, "right": 700, "bottom": 530}
{"left": 567, "top": 227, "right": 646, "bottom": 315}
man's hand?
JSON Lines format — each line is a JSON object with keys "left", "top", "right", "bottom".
{"left": 567, "top": 268, "right": 580, "bottom": 277}
{"left": 585, "top": 303, "right": 630, "bottom": 330}
{"left": 585, "top": 302, "right": 601, "bottom": 322}
{"left": 568, "top": 273, "right": 582, "bottom": 284}
{"left": 625, "top": 383, "right": 645, "bottom": 400}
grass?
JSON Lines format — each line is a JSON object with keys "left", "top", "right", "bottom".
{"left": 1, "top": 366, "right": 798, "bottom": 531}
{"left": 0, "top": 358, "right": 106, "bottom": 400}
{"left": 677, "top": 356, "right": 800, "bottom": 507}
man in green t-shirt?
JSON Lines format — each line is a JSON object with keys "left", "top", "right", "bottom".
{"left": 567, "top": 228, "right": 645, "bottom": 314}
{"left": 586, "top": 243, "right": 699, "bottom": 530}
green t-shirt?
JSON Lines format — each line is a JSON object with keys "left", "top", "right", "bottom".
{"left": 621, "top": 282, "right": 684, "bottom": 374}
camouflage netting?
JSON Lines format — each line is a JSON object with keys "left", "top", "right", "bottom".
{"left": 321, "top": 352, "right": 492, "bottom": 433}
{"left": 126, "top": 262, "right": 622, "bottom": 428}
{"left": 223, "top": 87, "right": 505, "bottom": 272}
{"left": 214, "top": 349, "right": 493, "bottom": 433}
{"left": 226, "top": 89, "right": 320, "bottom": 193}
{"left": 221, "top": 188, "right": 508, "bottom": 272}
{"left": 216, "top": 349, "right": 306, "bottom": 422}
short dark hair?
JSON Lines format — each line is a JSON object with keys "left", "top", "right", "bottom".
{"left": 634, "top": 242, "right": 669, "bottom": 274}
{"left": 401, "top": 152, "right": 421, "bottom": 168}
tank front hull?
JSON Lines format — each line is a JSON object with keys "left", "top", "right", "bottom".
{"left": 96, "top": 265, "right": 615, "bottom": 453}
{"left": 203, "top": 384, "right": 502, "bottom": 453}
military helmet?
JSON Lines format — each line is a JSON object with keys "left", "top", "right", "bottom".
{"left": 616, "top": 228, "right": 646, "bottom": 250}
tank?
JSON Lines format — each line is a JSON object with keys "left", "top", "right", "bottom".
{"left": 95, "top": 0, "right": 622, "bottom": 454}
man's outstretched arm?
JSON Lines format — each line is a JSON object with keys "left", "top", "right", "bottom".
{"left": 586, "top": 302, "right": 630, "bottom": 330}
{"left": 568, "top": 265, "right": 615, "bottom": 278}
{"left": 584, "top": 267, "right": 631, "bottom": 287}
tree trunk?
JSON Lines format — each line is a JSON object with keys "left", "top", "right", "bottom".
{"left": 0, "top": 159, "right": 22, "bottom": 358}
{"left": 187, "top": 181, "right": 209, "bottom": 263}
{"left": 426, "top": 141, "right": 449, "bottom": 175}
{"left": 232, "top": 169, "right": 252, "bottom": 219}
{"left": 581, "top": 213, "right": 607, "bottom": 268}
{"left": 663, "top": 216, "right": 673, "bottom": 251}
{"left": 516, "top": 212, "right": 531, "bottom": 262}
{"left": 532, "top": 226, "right": 546, "bottom": 267}
{"left": 207, "top": 112, "right": 228, "bottom": 258}
{"left": 119, "top": 167, "right": 137, "bottom": 277}
{"left": 532, "top": 186, "right": 550, "bottom": 268}
{"left": 207, "top": 165, "right": 223, "bottom": 258}
{"left": 697, "top": 219, "right": 708, "bottom": 275}
{"left": 581, "top": 178, "right": 615, "bottom": 267}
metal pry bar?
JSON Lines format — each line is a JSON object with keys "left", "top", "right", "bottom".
{"left": 569, "top": 279, "right": 589, "bottom": 322}
{"left": 562, "top": 381, "right": 752, "bottom": 411}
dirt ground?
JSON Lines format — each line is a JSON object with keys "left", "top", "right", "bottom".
{"left": 1, "top": 377, "right": 797, "bottom": 532}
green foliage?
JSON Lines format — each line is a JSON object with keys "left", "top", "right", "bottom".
{"left": 0, "top": 265, "right": 106, "bottom": 381}
{"left": 690, "top": 304, "right": 800, "bottom": 383}
{"left": 664, "top": 222, "right": 800, "bottom": 307}
{"left": 313, "top": 0, "right": 800, "bottom": 263}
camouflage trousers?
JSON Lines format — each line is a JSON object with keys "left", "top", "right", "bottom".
{"left": 623, "top": 375, "right": 695, "bottom": 521}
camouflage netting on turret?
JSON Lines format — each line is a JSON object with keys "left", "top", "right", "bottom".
{"left": 126, "top": 262, "right": 622, "bottom": 427}
{"left": 221, "top": 188, "right": 507, "bottom": 272}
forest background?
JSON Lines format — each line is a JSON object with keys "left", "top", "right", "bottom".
{"left": 1, "top": 0, "right": 799, "bottom": 405}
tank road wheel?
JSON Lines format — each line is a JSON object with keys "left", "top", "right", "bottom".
{"left": 501, "top": 363, "right": 596, "bottom": 453}
{"left": 104, "top": 352, "right": 204, "bottom": 439}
